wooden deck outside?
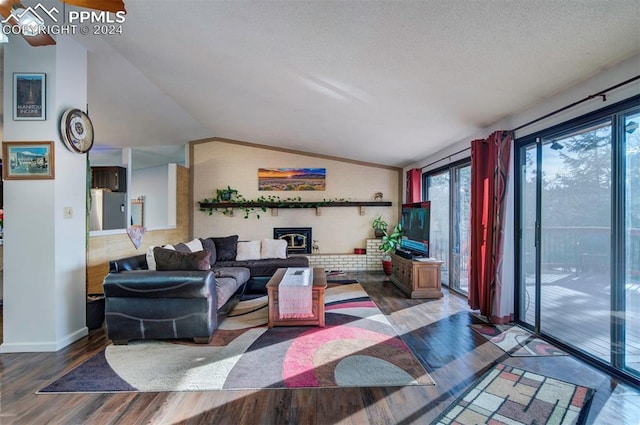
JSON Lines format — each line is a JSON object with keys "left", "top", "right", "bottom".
{"left": 444, "top": 265, "right": 640, "bottom": 375}
{"left": 523, "top": 270, "right": 640, "bottom": 373}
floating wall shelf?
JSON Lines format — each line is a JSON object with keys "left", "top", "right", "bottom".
{"left": 198, "top": 201, "right": 392, "bottom": 216}
{"left": 198, "top": 201, "right": 392, "bottom": 209}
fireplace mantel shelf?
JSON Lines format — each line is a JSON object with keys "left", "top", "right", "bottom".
{"left": 198, "top": 201, "right": 392, "bottom": 209}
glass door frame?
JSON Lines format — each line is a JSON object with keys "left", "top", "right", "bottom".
{"left": 514, "top": 94, "right": 640, "bottom": 386}
{"left": 423, "top": 158, "right": 471, "bottom": 295}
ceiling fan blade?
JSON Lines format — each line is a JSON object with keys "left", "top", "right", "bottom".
{"left": 0, "top": 0, "right": 56, "bottom": 46}
{"left": 61, "top": 0, "right": 126, "bottom": 13}
{"left": 24, "top": 32, "right": 56, "bottom": 46}
{"left": 0, "top": 0, "right": 19, "bottom": 19}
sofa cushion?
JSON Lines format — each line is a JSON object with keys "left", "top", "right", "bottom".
{"left": 173, "top": 243, "right": 190, "bottom": 253}
{"left": 213, "top": 266, "right": 251, "bottom": 284}
{"left": 236, "top": 240, "right": 261, "bottom": 261}
{"left": 154, "top": 247, "right": 211, "bottom": 271}
{"left": 185, "top": 238, "right": 204, "bottom": 252}
{"left": 212, "top": 235, "right": 239, "bottom": 261}
{"left": 175, "top": 238, "right": 204, "bottom": 253}
{"left": 261, "top": 238, "right": 287, "bottom": 259}
{"left": 146, "top": 244, "right": 175, "bottom": 271}
{"left": 214, "top": 277, "right": 243, "bottom": 309}
{"left": 200, "top": 238, "right": 217, "bottom": 266}
{"left": 146, "top": 246, "right": 158, "bottom": 270}
{"left": 216, "top": 256, "right": 309, "bottom": 277}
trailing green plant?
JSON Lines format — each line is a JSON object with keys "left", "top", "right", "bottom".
{"left": 378, "top": 223, "right": 403, "bottom": 255}
{"left": 255, "top": 194, "right": 303, "bottom": 207}
{"left": 198, "top": 188, "right": 352, "bottom": 219}
{"left": 199, "top": 186, "right": 249, "bottom": 217}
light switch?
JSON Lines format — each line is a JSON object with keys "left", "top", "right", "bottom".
{"left": 63, "top": 207, "right": 73, "bottom": 219}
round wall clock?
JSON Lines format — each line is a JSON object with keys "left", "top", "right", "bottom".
{"left": 60, "top": 108, "right": 94, "bottom": 153}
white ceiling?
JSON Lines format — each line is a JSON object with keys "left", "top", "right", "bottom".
{"left": 26, "top": 1, "right": 640, "bottom": 166}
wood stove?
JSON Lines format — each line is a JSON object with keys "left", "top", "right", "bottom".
{"left": 273, "top": 227, "right": 312, "bottom": 254}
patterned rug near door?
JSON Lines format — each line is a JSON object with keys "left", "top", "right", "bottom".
{"left": 471, "top": 324, "right": 567, "bottom": 356}
{"left": 39, "top": 283, "right": 434, "bottom": 393}
{"left": 431, "top": 363, "right": 594, "bottom": 425}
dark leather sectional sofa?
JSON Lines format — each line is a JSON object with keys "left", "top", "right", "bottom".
{"left": 102, "top": 237, "right": 308, "bottom": 345}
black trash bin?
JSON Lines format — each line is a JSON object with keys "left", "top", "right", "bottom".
{"left": 87, "top": 294, "right": 105, "bottom": 330}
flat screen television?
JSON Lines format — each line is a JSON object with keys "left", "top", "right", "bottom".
{"left": 399, "top": 201, "right": 430, "bottom": 257}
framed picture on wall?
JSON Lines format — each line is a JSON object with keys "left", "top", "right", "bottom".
{"left": 13, "top": 73, "right": 46, "bottom": 121}
{"left": 2, "top": 141, "right": 55, "bottom": 180}
{"left": 258, "top": 168, "right": 326, "bottom": 191}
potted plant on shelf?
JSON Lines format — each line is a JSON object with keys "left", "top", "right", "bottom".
{"left": 217, "top": 185, "right": 239, "bottom": 202}
{"left": 378, "top": 223, "right": 403, "bottom": 275}
{"left": 372, "top": 215, "right": 388, "bottom": 238}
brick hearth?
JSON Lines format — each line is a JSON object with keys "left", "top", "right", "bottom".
{"left": 303, "top": 239, "right": 384, "bottom": 272}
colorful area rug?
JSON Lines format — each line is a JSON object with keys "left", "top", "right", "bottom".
{"left": 325, "top": 270, "right": 358, "bottom": 284}
{"left": 471, "top": 324, "right": 567, "bottom": 357}
{"left": 326, "top": 278, "right": 360, "bottom": 284}
{"left": 39, "top": 283, "right": 434, "bottom": 393}
{"left": 432, "top": 363, "right": 594, "bottom": 425}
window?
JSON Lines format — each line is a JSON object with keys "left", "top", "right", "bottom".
{"left": 425, "top": 161, "right": 471, "bottom": 294}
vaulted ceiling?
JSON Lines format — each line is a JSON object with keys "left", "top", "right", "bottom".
{"left": 15, "top": 1, "right": 640, "bottom": 166}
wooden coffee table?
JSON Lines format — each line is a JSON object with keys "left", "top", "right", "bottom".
{"left": 266, "top": 267, "right": 327, "bottom": 328}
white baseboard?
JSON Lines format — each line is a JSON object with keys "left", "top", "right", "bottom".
{"left": 56, "top": 327, "right": 89, "bottom": 351}
{"left": 0, "top": 327, "right": 88, "bottom": 353}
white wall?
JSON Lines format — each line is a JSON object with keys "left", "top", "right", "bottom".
{"left": 407, "top": 54, "right": 640, "bottom": 174}
{"left": 52, "top": 37, "right": 89, "bottom": 348}
{"left": 192, "top": 141, "right": 400, "bottom": 253}
{"left": 131, "top": 165, "right": 170, "bottom": 228}
{"left": 2, "top": 36, "right": 88, "bottom": 352}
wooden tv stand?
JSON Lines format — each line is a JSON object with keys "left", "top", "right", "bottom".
{"left": 389, "top": 253, "right": 443, "bottom": 299}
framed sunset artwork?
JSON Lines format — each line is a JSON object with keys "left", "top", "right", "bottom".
{"left": 258, "top": 168, "right": 326, "bottom": 191}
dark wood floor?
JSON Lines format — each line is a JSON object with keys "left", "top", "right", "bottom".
{"left": 1, "top": 272, "right": 639, "bottom": 424}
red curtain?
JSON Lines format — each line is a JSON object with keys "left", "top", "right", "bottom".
{"left": 406, "top": 168, "right": 422, "bottom": 203}
{"left": 468, "top": 130, "right": 513, "bottom": 323}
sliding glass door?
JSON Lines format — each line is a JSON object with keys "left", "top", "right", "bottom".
{"left": 519, "top": 144, "right": 538, "bottom": 328}
{"left": 425, "top": 162, "right": 471, "bottom": 294}
{"left": 541, "top": 122, "right": 612, "bottom": 362}
{"left": 452, "top": 165, "right": 471, "bottom": 293}
{"left": 624, "top": 111, "right": 640, "bottom": 376}
{"left": 516, "top": 98, "right": 640, "bottom": 383}
{"left": 426, "top": 171, "right": 450, "bottom": 286}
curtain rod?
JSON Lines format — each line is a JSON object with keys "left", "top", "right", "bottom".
{"left": 420, "top": 74, "right": 640, "bottom": 170}
{"left": 511, "top": 74, "right": 640, "bottom": 132}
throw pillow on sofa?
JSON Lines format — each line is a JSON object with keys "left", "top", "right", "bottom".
{"left": 153, "top": 247, "right": 211, "bottom": 271}
{"left": 146, "top": 244, "right": 175, "bottom": 270}
{"left": 261, "top": 238, "right": 288, "bottom": 259}
{"left": 236, "top": 240, "right": 262, "bottom": 261}
{"left": 211, "top": 235, "right": 239, "bottom": 261}
{"left": 174, "top": 238, "right": 204, "bottom": 253}
{"left": 199, "top": 238, "right": 217, "bottom": 266}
